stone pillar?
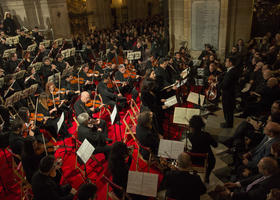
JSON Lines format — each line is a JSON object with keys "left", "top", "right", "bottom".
{"left": 86, "top": 0, "right": 112, "bottom": 30}
{"left": 169, "top": 0, "right": 253, "bottom": 59}
{"left": 1, "top": 0, "right": 71, "bottom": 39}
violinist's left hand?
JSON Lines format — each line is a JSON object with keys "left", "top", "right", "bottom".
{"left": 172, "top": 86, "right": 177, "bottom": 90}
{"left": 136, "top": 75, "right": 140, "bottom": 79}
{"left": 90, "top": 107, "right": 95, "bottom": 112}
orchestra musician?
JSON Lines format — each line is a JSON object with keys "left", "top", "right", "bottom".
{"left": 136, "top": 111, "right": 162, "bottom": 161}
{"left": 19, "top": 28, "right": 33, "bottom": 51}
{"left": 97, "top": 73, "right": 127, "bottom": 109}
{"left": 53, "top": 53, "right": 69, "bottom": 73}
{"left": 108, "top": 142, "right": 132, "bottom": 198}
{"left": 74, "top": 91, "right": 108, "bottom": 137}
{"left": 8, "top": 119, "right": 26, "bottom": 159}
{"left": 140, "top": 69, "right": 167, "bottom": 135}
{"left": 37, "top": 92, "right": 68, "bottom": 139}
{"left": 4, "top": 52, "right": 19, "bottom": 74}
{"left": 161, "top": 152, "right": 206, "bottom": 200}
{"left": 39, "top": 56, "right": 58, "bottom": 84}
{"left": 77, "top": 113, "right": 112, "bottom": 159}
{"left": 114, "top": 64, "right": 139, "bottom": 102}
{"left": 31, "top": 155, "right": 76, "bottom": 200}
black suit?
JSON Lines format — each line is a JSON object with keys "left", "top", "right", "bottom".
{"left": 77, "top": 124, "right": 111, "bottom": 159}
{"left": 74, "top": 98, "right": 100, "bottom": 117}
{"left": 31, "top": 171, "right": 74, "bottom": 200}
{"left": 232, "top": 173, "right": 280, "bottom": 200}
{"left": 97, "top": 81, "right": 118, "bottom": 107}
{"left": 219, "top": 67, "right": 238, "bottom": 126}
{"left": 162, "top": 170, "right": 206, "bottom": 200}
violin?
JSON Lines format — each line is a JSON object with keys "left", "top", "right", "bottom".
{"left": 30, "top": 113, "right": 52, "bottom": 122}
{"left": 85, "top": 99, "right": 102, "bottom": 108}
{"left": 70, "top": 77, "right": 85, "bottom": 85}
{"left": 87, "top": 69, "right": 100, "bottom": 77}
{"left": 35, "top": 141, "right": 55, "bottom": 155}
{"left": 123, "top": 69, "right": 137, "bottom": 79}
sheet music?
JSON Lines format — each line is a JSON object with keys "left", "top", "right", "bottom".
{"left": 141, "top": 173, "right": 158, "bottom": 197}
{"left": 127, "top": 171, "right": 158, "bottom": 197}
{"left": 170, "top": 141, "right": 185, "bottom": 159}
{"left": 175, "top": 78, "right": 188, "bottom": 88}
{"left": 76, "top": 139, "right": 95, "bottom": 164}
{"left": 110, "top": 105, "right": 117, "bottom": 124}
{"left": 180, "top": 68, "right": 189, "bottom": 79}
{"left": 127, "top": 171, "right": 143, "bottom": 195}
{"left": 186, "top": 108, "right": 200, "bottom": 122}
{"left": 158, "top": 139, "right": 172, "bottom": 158}
{"left": 187, "top": 92, "right": 205, "bottom": 106}
{"left": 173, "top": 107, "right": 188, "bottom": 124}
{"left": 57, "top": 112, "right": 65, "bottom": 133}
{"left": 158, "top": 139, "right": 185, "bottom": 159}
{"left": 164, "top": 95, "right": 177, "bottom": 107}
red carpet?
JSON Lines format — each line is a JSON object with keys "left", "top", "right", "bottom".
{"left": 0, "top": 96, "right": 186, "bottom": 200}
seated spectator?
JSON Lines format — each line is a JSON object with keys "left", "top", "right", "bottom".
{"left": 161, "top": 152, "right": 206, "bottom": 200}
{"left": 224, "top": 157, "right": 280, "bottom": 200}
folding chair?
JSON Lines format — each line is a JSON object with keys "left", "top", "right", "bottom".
{"left": 123, "top": 111, "right": 137, "bottom": 143}
{"left": 186, "top": 152, "right": 208, "bottom": 173}
{"left": 135, "top": 140, "right": 152, "bottom": 172}
{"left": 102, "top": 175, "right": 131, "bottom": 200}
{"left": 8, "top": 149, "right": 33, "bottom": 200}
{"left": 129, "top": 99, "right": 140, "bottom": 119}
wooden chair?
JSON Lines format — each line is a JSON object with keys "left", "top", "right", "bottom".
{"left": 102, "top": 175, "right": 131, "bottom": 200}
{"left": 186, "top": 152, "right": 208, "bottom": 173}
{"left": 129, "top": 99, "right": 140, "bottom": 119}
{"left": 123, "top": 111, "right": 137, "bottom": 143}
{"left": 135, "top": 140, "right": 152, "bottom": 172}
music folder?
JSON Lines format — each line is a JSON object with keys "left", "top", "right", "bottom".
{"left": 158, "top": 139, "right": 185, "bottom": 160}
{"left": 127, "top": 171, "right": 158, "bottom": 197}
{"left": 173, "top": 107, "right": 200, "bottom": 125}
{"left": 187, "top": 91, "right": 205, "bottom": 106}
{"left": 164, "top": 95, "right": 178, "bottom": 107}
{"left": 76, "top": 139, "right": 95, "bottom": 164}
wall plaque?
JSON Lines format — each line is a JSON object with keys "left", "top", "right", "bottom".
{"left": 191, "top": 0, "right": 220, "bottom": 51}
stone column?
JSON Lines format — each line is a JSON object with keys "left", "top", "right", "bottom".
{"left": 169, "top": 0, "right": 253, "bottom": 59}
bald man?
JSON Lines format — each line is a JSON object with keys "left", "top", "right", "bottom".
{"left": 225, "top": 157, "right": 280, "bottom": 200}
{"left": 161, "top": 152, "right": 206, "bottom": 200}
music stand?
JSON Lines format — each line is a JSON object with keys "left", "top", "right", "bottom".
{"left": 26, "top": 44, "right": 37, "bottom": 52}
{"left": 70, "top": 48, "right": 76, "bottom": 57}
{"left": 14, "top": 70, "right": 26, "bottom": 80}
{"left": 54, "top": 38, "right": 63, "bottom": 46}
{"left": 76, "top": 139, "right": 95, "bottom": 180}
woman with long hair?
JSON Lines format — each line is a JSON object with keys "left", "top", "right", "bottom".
{"left": 108, "top": 142, "right": 132, "bottom": 198}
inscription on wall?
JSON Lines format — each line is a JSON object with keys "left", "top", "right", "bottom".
{"left": 191, "top": 0, "right": 220, "bottom": 51}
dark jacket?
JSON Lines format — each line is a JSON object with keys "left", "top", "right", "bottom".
{"left": 162, "top": 170, "right": 206, "bottom": 200}
{"left": 232, "top": 173, "right": 280, "bottom": 200}
{"left": 31, "top": 171, "right": 74, "bottom": 200}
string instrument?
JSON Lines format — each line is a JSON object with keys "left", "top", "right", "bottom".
{"left": 112, "top": 52, "right": 124, "bottom": 65}
{"left": 30, "top": 113, "right": 52, "bottom": 122}
{"left": 85, "top": 99, "right": 102, "bottom": 108}
{"left": 106, "top": 79, "right": 115, "bottom": 89}
{"left": 30, "top": 49, "right": 41, "bottom": 65}
{"left": 123, "top": 69, "right": 137, "bottom": 79}
{"left": 35, "top": 141, "right": 55, "bottom": 155}
{"left": 205, "top": 74, "right": 218, "bottom": 101}
{"left": 70, "top": 77, "right": 85, "bottom": 85}
{"left": 87, "top": 69, "right": 100, "bottom": 77}
{"left": 152, "top": 58, "right": 158, "bottom": 67}
{"left": 47, "top": 97, "right": 60, "bottom": 107}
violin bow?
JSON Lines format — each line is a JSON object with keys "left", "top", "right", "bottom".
{"left": 113, "top": 76, "right": 122, "bottom": 95}
{"left": 58, "top": 73, "right": 61, "bottom": 100}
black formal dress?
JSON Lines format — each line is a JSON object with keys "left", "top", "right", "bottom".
{"left": 9, "top": 132, "right": 25, "bottom": 155}
{"left": 136, "top": 124, "right": 159, "bottom": 160}
{"left": 31, "top": 171, "right": 74, "bottom": 200}
{"left": 219, "top": 67, "right": 238, "bottom": 127}
{"left": 162, "top": 170, "right": 206, "bottom": 200}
